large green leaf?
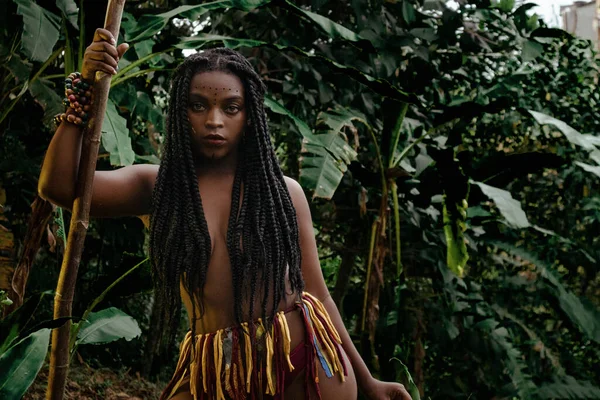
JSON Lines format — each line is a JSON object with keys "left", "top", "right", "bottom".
{"left": 299, "top": 151, "right": 345, "bottom": 200}
{"left": 101, "top": 100, "right": 135, "bottom": 167}
{"left": 522, "top": 39, "right": 543, "bottom": 61}
{"left": 495, "top": 243, "right": 600, "bottom": 344}
{"left": 13, "top": 0, "right": 61, "bottom": 62}
{"left": 175, "top": 35, "right": 418, "bottom": 103}
{"left": 265, "top": 98, "right": 357, "bottom": 198}
{"left": 29, "top": 79, "right": 63, "bottom": 127}
{"left": 125, "top": 0, "right": 272, "bottom": 42}
{"left": 575, "top": 161, "right": 600, "bottom": 178}
{"left": 538, "top": 376, "right": 600, "bottom": 399}
{"left": 134, "top": 91, "right": 165, "bottom": 133}
{"left": 473, "top": 181, "right": 530, "bottom": 229}
{"left": 283, "top": 0, "right": 362, "bottom": 42}
{"left": 0, "top": 292, "right": 46, "bottom": 354}
{"left": 529, "top": 110, "right": 600, "bottom": 151}
{"left": 76, "top": 307, "right": 141, "bottom": 346}
{"left": 392, "top": 358, "right": 421, "bottom": 400}
{"left": 56, "top": 0, "right": 79, "bottom": 29}
{"left": 5, "top": 53, "right": 32, "bottom": 83}
{"left": 264, "top": 95, "right": 312, "bottom": 138}
{"left": 0, "top": 329, "right": 50, "bottom": 399}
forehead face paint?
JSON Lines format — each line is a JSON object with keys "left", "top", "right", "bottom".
{"left": 194, "top": 85, "right": 242, "bottom": 105}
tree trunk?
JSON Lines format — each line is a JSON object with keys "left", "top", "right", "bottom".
{"left": 46, "top": 2, "right": 126, "bottom": 399}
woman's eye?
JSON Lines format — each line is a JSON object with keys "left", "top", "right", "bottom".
{"left": 191, "top": 103, "right": 206, "bottom": 111}
{"left": 226, "top": 105, "right": 240, "bottom": 113}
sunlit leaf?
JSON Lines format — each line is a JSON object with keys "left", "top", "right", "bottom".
{"left": 76, "top": 307, "right": 141, "bottom": 345}
{"left": 529, "top": 110, "right": 600, "bottom": 151}
{"left": 575, "top": 161, "right": 600, "bottom": 178}
{"left": 473, "top": 181, "right": 530, "bottom": 228}
{"left": 443, "top": 196, "right": 468, "bottom": 277}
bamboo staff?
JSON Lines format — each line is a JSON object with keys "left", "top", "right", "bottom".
{"left": 46, "top": 1, "right": 126, "bottom": 398}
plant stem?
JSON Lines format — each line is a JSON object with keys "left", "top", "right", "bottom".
{"left": 365, "top": 123, "right": 387, "bottom": 194}
{"left": 391, "top": 181, "right": 402, "bottom": 277}
{"left": 112, "top": 48, "right": 172, "bottom": 80}
{"left": 395, "top": 118, "right": 458, "bottom": 165}
{"left": 111, "top": 67, "right": 171, "bottom": 87}
{"left": 361, "top": 219, "right": 378, "bottom": 332}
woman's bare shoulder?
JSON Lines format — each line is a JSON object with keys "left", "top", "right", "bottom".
{"left": 283, "top": 176, "right": 304, "bottom": 202}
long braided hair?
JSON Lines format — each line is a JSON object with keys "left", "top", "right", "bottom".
{"left": 149, "top": 48, "right": 304, "bottom": 348}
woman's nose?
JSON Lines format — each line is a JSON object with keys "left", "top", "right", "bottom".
{"left": 205, "top": 107, "right": 224, "bottom": 128}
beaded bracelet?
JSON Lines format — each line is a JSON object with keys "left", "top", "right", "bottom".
{"left": 53, "top": 72, "right": 93, "bottom": 127}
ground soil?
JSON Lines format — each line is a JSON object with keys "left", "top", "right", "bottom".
{"left": 24, "top": 361, "right": 166, "bottom": 400}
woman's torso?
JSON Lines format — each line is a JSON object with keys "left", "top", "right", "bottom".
{"left": 174, "top": 170, "right": 299, "bottom": 334}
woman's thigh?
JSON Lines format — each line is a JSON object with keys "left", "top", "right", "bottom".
{"left": 284, "top": 347, "right": 357, "bottom": 400}
{"left": 167, "top": 379, "right": 193, "bottom": 400}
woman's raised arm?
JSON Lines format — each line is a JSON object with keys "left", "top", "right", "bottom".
{"left": 38, "top": 28, "right": 156, "bottom": 218}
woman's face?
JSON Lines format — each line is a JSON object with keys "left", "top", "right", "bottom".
{"left": 187, "top": 71, "right": 247, "bottom": 162}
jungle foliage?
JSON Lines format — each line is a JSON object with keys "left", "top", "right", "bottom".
{"left": 1, "top": 0, "right": 600, "bottom": 398}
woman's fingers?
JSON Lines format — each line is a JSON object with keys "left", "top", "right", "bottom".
{"left": 92, "top": 28, "right": 116, "bottom": 45}
{"left": 86, "top": 51, "right": 118, "bottom": 68}
{"left": 82, "top": 28, "right": 127, "bottom": 79}
{"left": 83, "top": 59, "right": 117, "bottom": 75}
{"left": 117, "top": 43, "right": 130, "bottom": 59}
{"left": 88, "top": 41, "right": 119, "bottom": 59}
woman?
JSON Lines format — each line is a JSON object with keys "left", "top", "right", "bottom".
{"left": 38, "top": 28, "right": 411, "bottom": 400}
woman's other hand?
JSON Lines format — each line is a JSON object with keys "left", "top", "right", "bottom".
{"left": 363, "top": 377, "right": 413, "bottom": 400}
{"left": 81, "top": 28, "right": 129, "bottom": 81}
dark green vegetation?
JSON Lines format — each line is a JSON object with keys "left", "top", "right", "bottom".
{"left": 1, "top": 0, "right": 600, "bottom": 399}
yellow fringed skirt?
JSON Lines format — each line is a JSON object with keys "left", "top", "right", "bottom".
{"left": 160, "top": 292, "right": 347, "bottom": 400}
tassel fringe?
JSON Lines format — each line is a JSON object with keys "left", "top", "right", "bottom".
{"left": 160, "top": 292, "right": 347, "bottom": 400}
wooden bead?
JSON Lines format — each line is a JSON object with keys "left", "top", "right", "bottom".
{"left": 68, "top": 95, "right": 76, "bottom": 102}
{"left": 67, "top": 89, "right": 74, "bottom": 95}
{"left": 76, "top": 107, "right": 82, "bottom": 114}
{"left": 80, "top": 96, "right": 87, "bottom": 104}
{"left": 83, "top": 105, "right": 90, "bottom": 111}
{"left": 67, "top": 114, "right": 76, "bottom": 123}
{"left": 73, "top": 101, "right": 80, "bottom": 108}
{"left": 75, "top": 117, "right": 82, "bottom": 125}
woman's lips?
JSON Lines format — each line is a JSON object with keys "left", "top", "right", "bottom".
{"left": 203, "top": 135, "right": 226, "bottom": 146}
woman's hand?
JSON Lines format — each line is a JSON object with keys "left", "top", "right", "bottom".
{"left": 362, "top": 377, "right": 413, "bottom": 400}
{"left": 81, "top": 28, "right": 129, "bottom": 82}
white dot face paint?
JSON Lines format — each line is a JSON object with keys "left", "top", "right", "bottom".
{"left": 187, "top": 71, "right": 248, "bottom": 163}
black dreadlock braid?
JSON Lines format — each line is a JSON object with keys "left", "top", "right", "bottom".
{"left": 149, "top": 48, "right": 304, "bottom": 348}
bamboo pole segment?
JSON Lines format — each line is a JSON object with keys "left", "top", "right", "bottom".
{"left": 46, "top": 1, "right": 126, "bottom": 399}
